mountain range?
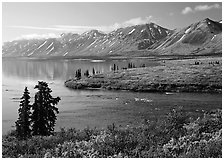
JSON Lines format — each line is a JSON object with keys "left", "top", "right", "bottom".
{"left": 2, "top": 18, "right": 222, "bottom": 57}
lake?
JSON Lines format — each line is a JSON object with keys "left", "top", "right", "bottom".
{"left": 2, "top": 57, "right": 222, "bottom": 135}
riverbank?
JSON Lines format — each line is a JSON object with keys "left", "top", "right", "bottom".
{"left": 65, "top": 56, "right": 222, "bottom": 93}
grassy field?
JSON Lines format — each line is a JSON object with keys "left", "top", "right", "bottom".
{"left": 65, "top": 56, "right": 222, "bottom": 93}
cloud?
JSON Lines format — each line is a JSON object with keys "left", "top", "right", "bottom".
{"left": 10, "top": 25, "right": 76, "bottom": 32}
{"left": 121, "top": 16, "right": 153, "bottom": 27}
{"left": 195, "top": 4, "right": 220, "bottom": 11}
{"left": 10, "top": 16, "right": 154, "bottom": 40}
{"left": 15, "top": 33, "right": 60, "bottom": 40}
{"left": 182, "top": 3, "right": 221, "bottom": 15}
{"left": 182, "top": 7, "right": 193, "bottom": 15}
{"left": 57, "top": 16, "right": 154, "bottom": 32}
{"left": 10, "top": 16, "right": 154, "bottom": 34}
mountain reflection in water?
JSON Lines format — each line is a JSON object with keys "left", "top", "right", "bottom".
{"left": 2, "top": 58, "right": 156, "bottom": 81}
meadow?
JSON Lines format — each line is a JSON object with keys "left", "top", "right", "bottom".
{"left": 65, "top": 56, "right": 221, "bottom": 93}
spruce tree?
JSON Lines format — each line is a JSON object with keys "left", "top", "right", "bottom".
{"left": 31, "top": 81, "right": 61, "bottom": 136}
{"left": 15, "top": 87, "right": 31, "bottom": 139}
{"left": 92, "top": 68, "right": 95, "bottom": 75}
{"left": 84, "top": 70, "right": 89, "bottom": 77}
{"left": 114, "top": 64, "right": 116, "bottom": 71}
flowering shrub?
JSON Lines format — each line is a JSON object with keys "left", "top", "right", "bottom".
{"left": 44, "top": 140, "right": 99, "bottom": 158}
{"left": 163, "top": 109, "right": 222, "bottom": 158}
{"left": 2, "top": 108, "right": 222, "bottom": 158}
{"left": 163, "top": 129, "right": 222, "bottom": 158}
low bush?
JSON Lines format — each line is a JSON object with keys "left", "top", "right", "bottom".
{"left": 2, "top": 108, "right": 222, "bottom": 158}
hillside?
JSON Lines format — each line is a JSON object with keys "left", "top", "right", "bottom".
{"left": 2, "top": 18, "right": 222, "bottom": 57}
{"left": 155, "top": 18, "right": 222, "bottom": 55}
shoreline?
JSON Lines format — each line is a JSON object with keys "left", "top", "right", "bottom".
{"left": 65, "top": 79, "right": 221, "bottom": 94}
{"left": 65, "top": 57, "right": 222, "bottom": 94}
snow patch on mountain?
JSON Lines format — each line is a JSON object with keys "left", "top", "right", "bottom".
{"left": 46, "top": 42, "right": 54, "bottom": 50}
{"left": 185, "top": 27, "right": 191, "bottom": 34}
{"left": 87, "top": 40, "right": 97, "bottom": 48}
{"left": 101, "top": 39, "right": 109, "bottom": 45}
{"left": 153, "top": 24, "right": 158, "bottom": 28}
{"left": 141, "top": 29, "right": 145, "bottom": 33}
{"left": 211, "top": 35, "right": 217, "bottom": 41}
{"left": 177, "top": 35, "right": 185, "bottom": 43}
{"left": 109, "top": 41, "right": 116, "bottom": 47}
{"left": 37, "top": 41, "right": 47, "bottom": 50}
{"left": 46, "top": 47, "right": 54, "bottom": 55}
{"left": 128, "top": 29, "right": 135, "bottom": 35}
{"left": 63, "top": 52, "right": 68, "bottom": 56}
{"left": 27, "top": 50, "right": 35, "bottom": 56}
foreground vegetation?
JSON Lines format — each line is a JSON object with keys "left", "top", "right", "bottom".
{"left": 3, "top": 108, "right": 221, "bottom": 158}
{"left": 65, "top": 57, "right": 222, "bottom": 93}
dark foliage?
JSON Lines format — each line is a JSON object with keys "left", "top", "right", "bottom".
{"left": 15, "top": 87, "right": 32, "bottom": 140}
{"left": 92, "top": 68, "right": 95, "bottom": 75}
{"left": 128, "top": 62, "right": 136, "bottom": 68}
{"left": 3, "top": 108, "right": 221, "bottom": 158}
{"left": 111, "top": 64, "right": 117, "bottom": 72}
{"left": 164, "top": 107, "right": 189, "bottom": 139}
{"left": 75, "top": 69, "right": 82, "bottom": 79}
{"left": 84, "top": 70, "right": 89, "bottom": 77}
{"left": 31, "top": 81, "right": 61, "bottom": 136}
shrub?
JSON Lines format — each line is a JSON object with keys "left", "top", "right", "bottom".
{"left": 2, "top": 108, "right": 222, "bottom": 158}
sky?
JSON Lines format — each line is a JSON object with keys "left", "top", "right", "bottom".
{"left": 2, "top": 2, "right": 222, "bottom": 42}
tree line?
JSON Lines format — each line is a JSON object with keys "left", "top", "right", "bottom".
{"left": 75, "top": 68, "right": 100, "bottom": 79}
{"left": 74, "top": 62, "right": 146, "bottom": 79}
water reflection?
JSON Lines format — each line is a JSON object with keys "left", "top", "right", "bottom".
{"left": 2, "top": 57, "right": 158, "bottom": 134}
{"left": 2, "top": 58, "right": 155, "bottom": 81}
{"left": 2, "top": 59, "right": 106, "bottom": 81}
{"left": 2, "top": 58, "right": 222, "bottom": 135}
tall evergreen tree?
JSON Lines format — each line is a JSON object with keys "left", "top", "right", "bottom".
{"left": 31, "top": 81, "right": 61, "bottom": 136}
{"left": 92, "top": 68, "right": 95, "bottom": 75}
{"left": 15, "top": 87, "right": 31, "bottom": 139}
{"left": 113, "top": 64, "right": 116, "bottom": 71}
{"left": 84, "top": 69, "right": 89, "bottom": 77}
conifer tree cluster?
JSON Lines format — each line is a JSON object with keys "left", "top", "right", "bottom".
{"left": 111, "top": 64, "right": 119, "bottom": 72}
{"left": 75, "top": 68, "right": 82, "bottom": 79}
{"left": 128, "top": 62, "right": 136, "bottom": 69}
{"left": 84, "top": 70, "right": 89, "bottom": 77}
{"left": 15, "top": 81, "right": 61, "bottom": 139}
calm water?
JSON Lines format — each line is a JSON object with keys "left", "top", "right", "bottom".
{"left": 2, "top": 57, "right": 222, "bottom": 135}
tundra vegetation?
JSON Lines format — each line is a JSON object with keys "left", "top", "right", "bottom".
{"left": 2, "top": 107, "right": 221, "bottom": 158}
{"left": 65, "top": 57, "right": 221, "bottom": 93}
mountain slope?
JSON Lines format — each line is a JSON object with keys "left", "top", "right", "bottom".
{"left": 2, "top": 18, "right": 222, "bottom": 57}
{"left": 154, "top": 18, "right": 222, "bottom": 55}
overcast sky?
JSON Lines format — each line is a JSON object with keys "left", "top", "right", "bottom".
{"left": 2, "top": 2, "right": 222, "bottom": 42}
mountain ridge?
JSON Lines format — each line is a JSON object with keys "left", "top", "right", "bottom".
{"left": 2, "top": 18, "right": 222, "bottom": 57}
